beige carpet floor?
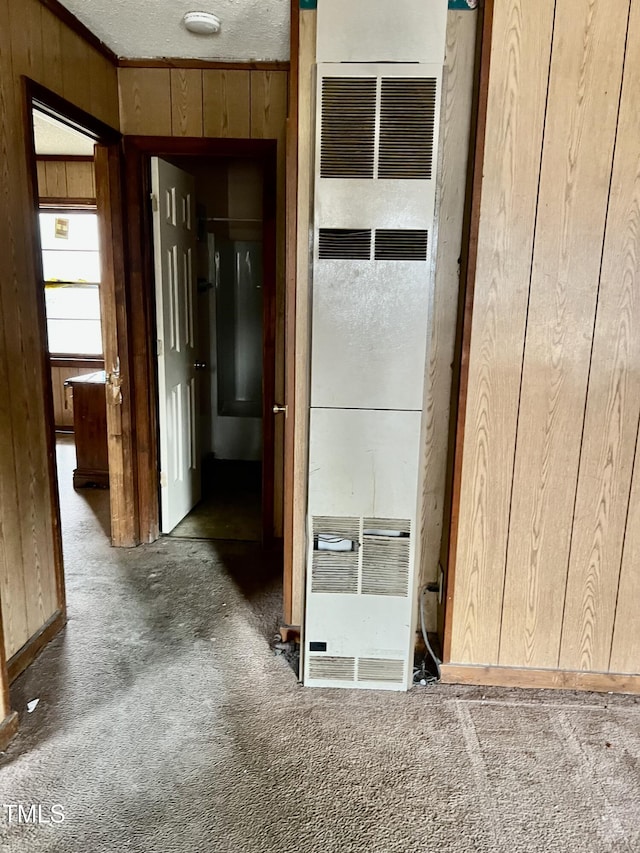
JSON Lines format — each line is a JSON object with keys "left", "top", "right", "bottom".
{"left": 0, "top": 438, "right": 638, "bottom": 852}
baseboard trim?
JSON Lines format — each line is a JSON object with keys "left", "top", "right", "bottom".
{"left": 440, "top": 663, "right": 640, "bottom": 695}
{"left": 7, "top": 609, "right": 67, "bottom": 684}
{"left": 0, "top": 712, "right": 19, "bottom": 751}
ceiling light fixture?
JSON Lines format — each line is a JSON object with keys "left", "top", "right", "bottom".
{"left": 183, "top": 11, "right": 221, "bottom": 35}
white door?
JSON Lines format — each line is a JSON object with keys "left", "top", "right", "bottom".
{"left": 151, "top": 157, "right": 200, "bottom": 533}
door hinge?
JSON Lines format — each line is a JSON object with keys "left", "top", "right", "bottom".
{"left": 160, "top": 471, "right": 167, "bottom": 488}
{"left": 157, "top": 338, "right": 163, "bottom": 356}
{"left": 150, "top": 192, "right": 159, "bottom": 212}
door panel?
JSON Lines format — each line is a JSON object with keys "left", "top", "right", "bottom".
{"left": 151, "top": 157, "right": 200, "bottom": 533}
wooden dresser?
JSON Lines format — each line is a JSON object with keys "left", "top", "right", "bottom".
{"left": 64, "top": 371, "right": 109, "bottom": 489}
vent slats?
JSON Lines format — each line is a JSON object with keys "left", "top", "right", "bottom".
{"left": 357, "top": 658, "right": 405, "bottom": 684}
{"left": 361, "top": 518, "right": 411, "bottom": 597}
{"left": 311, "top": 516, "right": 359, "bottom": 594}
{"left": 378, "top": 78, "right": 436, "bottom": 180}
{"left": 375, "top": 230, "right": 429, "bottom": 261}
{"left": 320, "top": 78, "right": 377, "bottom": 179}
{"left": 318, "top": 228, "right": 372, "bottom": 260}
{"left": 309, "top": 656, "right": 355, "bottom": 681}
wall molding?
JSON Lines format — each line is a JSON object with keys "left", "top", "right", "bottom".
{"left": 0, "top": 712, "right": 19, "bottom": 751}
{"left": 441, "top": 663, "right": 640, "bottom": 695}
{"left": 118, "top": 58, "right": 290, "bottom": 71}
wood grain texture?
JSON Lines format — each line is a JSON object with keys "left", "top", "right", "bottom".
{"left": 0, "top": 0, "right": 58, "bottom": 659}
{"left": 50, "top": 366, "right": 92, "bottom": 428}
{"left": 95, "top": 144, "right": 139, "bottom": 547}
{"left": 60, "top": 17, "right": 91, "bottom": 111}
{"left": 500, "top": 0, "right": 629, "bottom": 669}
{"left": 39, "top": 5, "right": 64, "bottom": 94}
{"left": 171, "top": 69, "right": 203, "bottom": 137}
{"left": 449, "top": 0, "right": 555, "bottom": 665}
{"left": 0, "top": 0, "right": 119, "bottom": 673}
{"left": 203, "top": 70, "right": 250, "bottom": 137}
{"left": 0, "top": 712, "right": 19, "bottom": 751}
{"left": 250, "top": 71, "right": 288, "bottom": 141}
{"left": 609, "top": 426, "right": 640, "bottom": 674}
{"left": 440, "top": 663, "right": 640, "bottom": 695}
{"left": 290, "top": 10, "right": 316, "bottom": 624}
{"left": 118, "top": 68, "right": 172, "bottom": 136}
{"left": 64, "top": 160, "right": 95, "bottom": 198}
{"left": 37, "top": 159, "right": 95, "bottom": 199}
{"left": 560, "top": 2, "right": 640, "bottom": 673}
{"left": 419, "top": 10, "right": 477, "bottom": 631}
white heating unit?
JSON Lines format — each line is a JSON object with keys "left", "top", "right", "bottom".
{"left": 303, "top": 0, "right": 448, "bottom": 690}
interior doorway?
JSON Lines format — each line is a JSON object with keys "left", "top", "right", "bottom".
{"left": 150, "top": 151, "right": 277, "bottom": 544}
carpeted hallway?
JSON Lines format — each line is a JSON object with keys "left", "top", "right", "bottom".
{"left": 0, "top": 439, "right": 639, "bottom": 852}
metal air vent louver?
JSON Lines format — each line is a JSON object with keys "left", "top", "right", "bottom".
{"left": 308, "top": 655, "right": 356, "bottom": 681}
{"left": 320, "top": 77, "right": 377, "bottom": 179}
{"left": 311, "top": 516, "right": 360, "bottom": 594}
{"left": 374, "top": 229, "right": 429, "bottom": 261}
{"left": 361, "top": 517, "right": 411, "bottom": 597}
{"left": 318, "top": 228, "right": 372, "bottom": 260}
{"left": 357, "top": 658, "right": 405, "bottom": 684}
{"left": 378, "top": 78, "right": 437, "bottom": 179}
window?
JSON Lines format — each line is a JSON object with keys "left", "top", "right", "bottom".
{"left": 39, "top": 211, "right": 103, "bottom": 356}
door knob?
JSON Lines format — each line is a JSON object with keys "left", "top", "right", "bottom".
{"left": 194, "top": 362, "right": 207, "bottom": 370}
{"left": 272, "top": 404, "right": 287, "bottom": 415}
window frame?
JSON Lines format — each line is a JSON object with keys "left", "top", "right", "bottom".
{"left": 40, "top": 204, "right": 104, "bottom": 360}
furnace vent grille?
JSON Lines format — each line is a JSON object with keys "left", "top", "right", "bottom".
{"left": 311, "top": 516, "right": 360, "bottom": 594}
{"left": 357, "top": 658, "right": 405, "bottom": 684}
{"left": 379, "top": 78, "right": 437, "bottom": 179}
{"left": 308, "top": 655, "right": 356, "bottom": 681}
{"left": 318, "top": 228, "right": 372, "bottom": 260}
{"left": 374, "top": 229, "right": 429, "bottom": 261}
{"left": 320, "top": 77, "right": 376, "bottom": 179}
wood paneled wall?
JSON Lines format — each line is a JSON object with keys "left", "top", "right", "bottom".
{"left": 0, "top": 0, "right": 118, "bottom": 695}
{"left": 448, "top": 0, "right": 640, "bottom": 683}
{"left": 37, "top": 158, "right": 96, "bottom": 200}
{"left": 50, "top": 364, "right": 103, "bottom": 429}
{"left": 118, "top": 66, "right": 288, "bottom": 538}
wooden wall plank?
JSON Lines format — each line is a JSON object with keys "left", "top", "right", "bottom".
{"left": 88, "top": 48, "right": 119, "bottom": 129}
{"left": 419, "top": 9, "right": 477, "bottom": 630}
{"left": 7, "top": 0, "right": 44, "bottom": 82}
{"left": 202, "top": 70, "right": 250, "bottom": 138}
{"left": 118, "top": 68, "right": 172, "bottom": 136}
{"left": 449, "top": 0, "right": 555, "bottom": 664}
{"left": 44, "top": 160, "right": 68, "bottom": 196}
{"left": 499, "top": 0, "right": 629, "bottom": 669}
{"left": 560, "top": 3, "right": 640, "bottom": 673}
{"left": 250, "top": 71, "right": 288, "bottom": 140}
{"left": 61, "top": 18, "right": 91, "bottom": 110}
{"left": 0, "top": 0, "right": 58, "bottom": 656}
{"left": 0, "top": 0, "right": 119, "bottom": 681}
{"left": 609, "top": 427, "right": 640, "bottom": 673}
{"left": 40, "top": 6, "right": 64, "bottom": 95}
{"left": 64, "top": 160, "right": 96, "bottom": 198}
{"left": 171, "top": 69, "right": 203, "bottom": 137}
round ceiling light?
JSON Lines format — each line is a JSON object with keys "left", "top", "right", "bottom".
{"left": 183, "top": 11, "right": 221, "bottom": 35}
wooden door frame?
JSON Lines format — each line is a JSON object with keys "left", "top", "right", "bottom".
{"left": 16, "top": 79, "right": 136, "bottom": 679}
{"left": 123, "top": 136, "right": 279, "bottom": 543}
{"left": 439, "top": 0, "right": 495, "bottom": 661}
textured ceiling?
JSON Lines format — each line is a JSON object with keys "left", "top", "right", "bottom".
{"left": 58, "top": 0, "right": 290, "bottom": 61}
{"left": 33, "top": 110, "right": 96, "bottom": 156}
